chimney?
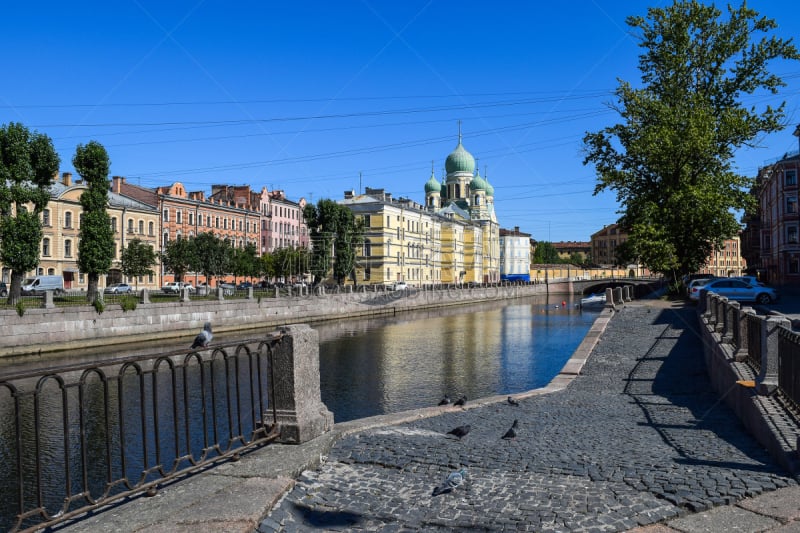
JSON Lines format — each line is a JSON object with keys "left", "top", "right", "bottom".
{"left": 112, "top": 176, "right": 125, "bottom": 193}
{"left": 62, "top": 172, "right": 72, "bottom": 186}
{"left": 514, "top": 226, "right": 519, "bottom": 234}
{"left": 344, "top": 190, "right": 354, "bottom": 199}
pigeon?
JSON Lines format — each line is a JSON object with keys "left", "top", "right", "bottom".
{"left": 190, "top": 322, "right": 213, "bottom": 349}
{"left": 507, "top": 396, "right": 520, "bottom": 406}
{"left": 502, "top": 419, "right": 518, "bottom": 440}
{"left": 453, "top": 395, "right": 467, "bottom": 407}
{"left": 432, "top": 468, "right": 467, "bottom": 496}
{"left": 447, "top": 424, "right": 471, "bottom": 439}
{"left": 438, "top": 395, "right": 451, "bottom": 406}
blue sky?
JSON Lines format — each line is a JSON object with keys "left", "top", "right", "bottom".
{"left": 2, "top": 1, "right": 799, "bottom": 242}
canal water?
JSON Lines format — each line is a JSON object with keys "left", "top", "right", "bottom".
{"left": 313, "top": 294, "right": 602, "bottom": 422}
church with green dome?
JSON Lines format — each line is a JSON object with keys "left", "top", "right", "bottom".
{"left": 424, "top": 130, "right": 500, "bottom": 283}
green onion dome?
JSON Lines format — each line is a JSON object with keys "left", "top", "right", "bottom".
{"left": 469, "top": 171, "right": 487, "bottom": 191}
{"left": 424, "top": 172, "right": 442, "bottom": 193}
{"left": 445, "top": 141, "right": 475, "bottom": 174}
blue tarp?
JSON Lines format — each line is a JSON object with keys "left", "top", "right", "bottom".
{"left": 501, "top": 274, "right": 530, "bottom": 282}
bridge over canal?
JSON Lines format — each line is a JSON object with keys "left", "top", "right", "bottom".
{"left": 547, "top": 276, "right": 665, "bottom": 297}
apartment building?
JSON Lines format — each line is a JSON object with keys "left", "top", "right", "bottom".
{"left": 745, "top": 125, "right": 800, "bottom": 284}
{"left": 499, "top": 226, "right": 531, "bottom": 282}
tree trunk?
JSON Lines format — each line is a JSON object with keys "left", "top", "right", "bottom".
{"left": 9, "top": 271, "right": 25, "bottom": 303}
{"left": 87, "top": 273, "right": 100, "bottom": 302}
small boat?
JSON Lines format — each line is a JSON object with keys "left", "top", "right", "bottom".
{"left": 580, "top": 293, "right": 607, "bottom": 308}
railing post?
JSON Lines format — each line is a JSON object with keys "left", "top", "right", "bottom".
{"left": 623, "top": 286, "right": 632, "bottom": 302}
{"left": 722, "top": 300, "right": 739, "bottom": 345}
{"left": 181, "top": 287, "right": 191, "bottom": 302}
{"left": 605, "top": 287, "right": 614, "bottom": 307}
{"left": 274, "top": 286, "right": 280, "bottom": 298}
{"left": 734, "top": 306, "right": 755, "bottom": 361}
{"left": 141, "top": 288, "right": 151, "bottom": 304}
{"left": 270, "top": 324, "right": 334, "bottom": 443}
{"left": 247, "top": 287, "right": 254, "bottom": 299}
{"left": 43, "top": 290, "right": 55, "bottom": 309}
{"left": 757, "top": 315, "right": 791, "bottom": 395}
{"left": 714, "top": 296, "right": 728, "bottom": 335}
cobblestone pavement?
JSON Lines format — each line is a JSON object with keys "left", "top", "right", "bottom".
{"left": 261, "top": 303, "right": 798, "bottom": 532}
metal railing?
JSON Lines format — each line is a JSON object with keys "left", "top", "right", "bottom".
{"left": 745, "top": 313, "right": 763, "bottom": 373}
{"left": 778, "top": 328, "right": 800, "bottom": 413}
{"left": 0, "top": 335, "right": 283, "bottom": 533}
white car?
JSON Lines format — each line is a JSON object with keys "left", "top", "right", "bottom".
{"left": 161, "top": 282, "right": 195, "bottom": 294}
{"left": 392, "top": 282, "right": 408, "bottom": 291}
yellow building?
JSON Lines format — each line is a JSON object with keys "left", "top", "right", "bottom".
{"left": 1, "top": 172, "right": 160, "bottom": 291}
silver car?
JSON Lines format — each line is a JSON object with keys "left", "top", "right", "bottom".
{"left": 691, "top": 278, "right": 778, "bottom": 304}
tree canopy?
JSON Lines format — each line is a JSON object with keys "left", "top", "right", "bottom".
{"left": 304, "top": 199, "right": 363, "bottom": 285}
{"left": 120, "top": 238, "right": 157, "bottom": 288}
{"left": 583, "top": 1, "right": 799, "bottom": 280}
{"left": 74, "top": 141, "right": 114, "bottom": 301}
{"left": 0, "top": 122, "right": 60, "bottom": 300}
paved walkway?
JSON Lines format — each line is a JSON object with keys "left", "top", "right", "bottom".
{"left": 58, "top": 299, "right": 800, "bottom": 532}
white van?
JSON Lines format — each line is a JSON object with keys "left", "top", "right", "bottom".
{"left": 21, "top": 275, "right": 65, "bottom": 295}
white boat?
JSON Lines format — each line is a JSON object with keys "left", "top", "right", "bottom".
{"left": 580, "top": 293, "right": 607, "bottom": 308}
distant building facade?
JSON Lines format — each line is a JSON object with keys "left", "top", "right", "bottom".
{"left": 590, "top": 224, "right": 625, "bottom": 266}
{"left": 499, "top": 226, "right": 531, "bottom": 282}
{"left": 696, "top": 236, "right": 747, "bottom": 278}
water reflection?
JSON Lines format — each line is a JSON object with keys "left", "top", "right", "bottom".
{"left": 313, "top": 295, "right": 600, "bottom": 422}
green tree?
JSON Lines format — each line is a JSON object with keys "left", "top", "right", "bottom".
{"left": 304, "top": 200, "right": 363, "bottom": 285}
{"left": 0, "top": 122, "right": 60, "bottom": 301}
{"left": 120, "top": 238, "right": 157, "bottom": 289}
{"left": 230, "top": 243, "right": 259, "bottom": 283}
{"left": 159, "top": 237, "right": 196, "bottom": 282}
{"left": 191, "top": 232, "right": 230, "bottom": 285}
{"left": 583, "top": 1, "right": 799, "bottom": 281}
{"left": 532, "top": 241, "right": 561, "bottom": 264}
{"left": 74, "top": 141, "right": 114, "bottom": 302}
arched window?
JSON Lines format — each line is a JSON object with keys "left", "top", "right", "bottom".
{"left": 64, "top": 239, "right": 72, "bottom": 257}
{"left": 128, "top": 219, "right": 134, "bottom": 233}
{"left": 42, "top": 238, "right": 50, "bottom": 256}
{"left": 138, "top": 220, "right": 144, "bottom": 234}
{"left": 42, "top": 209, "right": 51, "bottom": 226}
{"left": 149, "top": 221, "right": 154, "bottom": 235}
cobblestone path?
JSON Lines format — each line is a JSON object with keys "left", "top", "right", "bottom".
{"left": 262, "top": 304, "right": 797, "bottom": 532}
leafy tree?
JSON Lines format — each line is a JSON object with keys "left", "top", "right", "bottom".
{"left": 191, "top": 232, "right": 230, "bottom": 285}
{"left": 159, "top": 237, "right": 195, "bottom": 282}
{"left": 74, "top": 141, "right": 114, "bottom": 302}
{"left": 583, "top": 1, "right": 799, "bottom": 281}
{"left": 0, "top": 122, "right": 60, "bottom": 301}
{"left": 532, "top": 241, "right": 561, "bottom": 264}
{"left": 230, "top": 243, "right": 259, "bottom": 282}
{"left": 304, "top": 200, "right": 363, "bottom": 285}
{"left": 120, "top": 238, "right": 157, "bottom": 289}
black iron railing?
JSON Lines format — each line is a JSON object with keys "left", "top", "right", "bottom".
{"left": 778, "top": 328, "right": 800, "bottom": 414}
{"left": 746, "top": 313, "right": 762, "bottom": 373}
{"left": 0, "top": 335, "right": 283, "bottom": 533}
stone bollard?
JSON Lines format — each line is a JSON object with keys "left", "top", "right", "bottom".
{"left": 701, "top": 290, "right": 712, "bottom": 320}
{"left": 613, "top": 286, "right": 624, "bottom": 307}
{"left": 141, "top": 288, "right": 150, "bottom": 304}
{"left": 756, "top": 315, "right": 791, "bottom": 395}
{"left": 734, "top": 306, "right": 755, "bottom": 361}
{"left": 714, "top": 296, "right": 728, "bottom": 335}
{"left": 216, "top": 287, "right": 225, "bottom": 300}
{"left": 722, "top": 300, "right": 739, "bottom": 345}
{"left": 247, "top": 287, "right": 254, "bottom": 299}
{"left": 271, "top": 324, "right": 334, "bottom": 443}
{"left": 623, "top": 286, "right": 632, "bottom": 302}
{"left": 605, "top": 287, "right": 614, "bottom": 307}
{"left": 180, "top": 287, "right": 191, "bottom": 302}
{"left": 43, "top": 290, "right": 55, "bottom": 309}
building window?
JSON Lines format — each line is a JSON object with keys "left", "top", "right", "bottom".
{"left": 128, "top": 219, "right": 134, "bottom": 233}
{"left": 111, "top": 217, "right": 117, "bottom": 233}
{"left": 149, "top": 221, "right": 154, "bottom": 235}
{"left": 789, "top": 226, "right": 799, "bottom": 244}
{"left": 791, "top": 258, "right": 800, "bottom": 274}
{"left": 42, "top": 238, "right": 50, "bottom": 256}
{"left": 189, "top": 212, "right": 194, "bottom": 226}
{"left": 363, "top": 239, "right": 372, "bottom": 257}
{"left": 64, "top": 212, "right": 72, "bottom": 228}
{"left": 788, "top": 196, "right": 798, "bottom": 214}
{"left": 64, "top": 239, "right": 72, "bottom": 257}
{"left": 176, "top": 210, "right": 182, "bottom": 224}
{"left": 786, "top": 170, "right": 797, "bottom": 187}
{"left": 42, "top": 209, "right": 50, "bottom": 226}
{"left": 163, "top": 209, "right": 169, "bottom": 222}
{"left": 138, "top": 220, "right": 144, "bottom": 234}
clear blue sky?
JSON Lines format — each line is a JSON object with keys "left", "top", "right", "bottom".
{"left": 2, "top": 1, "right": 799, "bottom": 242}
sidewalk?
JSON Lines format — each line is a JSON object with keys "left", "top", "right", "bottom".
{"left": 57, "top": 299, "right": 800, "bottom": 532}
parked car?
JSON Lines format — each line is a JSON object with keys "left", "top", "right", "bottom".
{"left": 391, "top": 282, "right": 409, "bottom": 291}
{"left": 236, "top": 282, "right": 253, "bottom": 290}
{"left": 690, "top": 278, "right": 779, "bottom": 304}
{"left": 686, "top": 278, "right": 713, "bottom": 297}
{"left": 292, "top": 281, "right": 308, "bottom": 289}
{"left": 21, "top": 275, "right": 64, "bottom": 295}
{"left": 104, "top": 283, "right": 132, "bottom": 294}
{"left": 731, "top": 275, "right": 766, "bottom": 287}
{"left": 161, "top": 281, "right": 195, "bottom": 294}
{"left": 0, "top": 282, "right": 7, "bottom": 297}
{"left": 220, "top": 283, "right": 235, "bottom": 295}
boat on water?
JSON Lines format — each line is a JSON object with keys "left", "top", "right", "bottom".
{"left": 580, "top": 293, "right": 607, "bottom": 308}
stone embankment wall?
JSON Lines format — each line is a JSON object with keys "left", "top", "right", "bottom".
{"left": 1, "top": 284, "right": 554, "bottom": 358}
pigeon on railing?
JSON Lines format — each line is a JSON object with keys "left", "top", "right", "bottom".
{"left": 432, "top": 468, "right": 467, "bottom": 496}
{"left": 453, "top": 395, "right": 467, "bottom": 407}
{"left": 438, "top": 395, "right": 451, "bottom": 406}
{"left": 190, "top": 322, "right": 213, "bottom": 349}
{"left": 507, "top": 396, "right": 520, "bottom": 406}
